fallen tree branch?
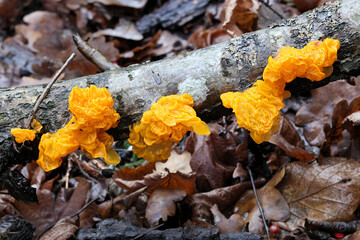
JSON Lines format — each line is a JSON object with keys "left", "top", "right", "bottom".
{"left": 0, "top": 0, "right": 360, "bottom": 174}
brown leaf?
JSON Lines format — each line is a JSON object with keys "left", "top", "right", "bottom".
{"left": 186, "top": 122, "right": 246, "bottom": 192}
{"left": 342, "top": 111, "right": 360, "bottom": 160}
{"left": 88, "top": 0, "right": 148, "bottom": 8}
{"left": 145, "top": 171, "right": 196, "bottom": 196}
{"left": 320, "top": 97, "right": 360, "bottom": 158}
{"left": 0, "top": 193, "right": 18, "bottom": 218}
{"left": 234, "top": 168, "right": 289, "bottom": 234}
{"left": 276, "top": 158, "right": 360, "bottom": 231}
{"left": 189, "top": 179, "right": 265, "bottom": 223}
{"left": 145, "top": 188, "right": 186, "bottom": 226}
{"left": 14, "top": 177, "right": 91, "bottom": 237}
{"left": 39, "top": 216, "right": 78, "bottom": 240}
{"left": 220, "top": 0, "right": 259, "bottom": 37}
{"left": 93, "top": 18, "right": 143, "bottom": 41}
{"left": 210, "top": 204, "right": 244, "bottom": 234}
{"left": 295, "top": 78, "right": 360, "bottom": 146}
{"left": 269, "top": 117, "right": 314, "bottom": 161}
{"left": 188, "top": 26, "right": 232, "bottom": 49}
{"left": 114, "top": 151, "right": 196, "bottom": 195}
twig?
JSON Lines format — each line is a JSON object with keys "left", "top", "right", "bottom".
{"left": 73, "top": 34, "right": 120, "bottom": 72}
{"left": 69, "top": 197, "right": 99, "bottom": 218}
{"left": 258, "top": 0, "right": 285, "bottom": 19}
{"left": 26, "top": 53, "right": 76, "bottom": 128}
{"left": 247, "top": 166, "right": 271, "bottom": 240}
{"left": 132, "top": 223, "right": 165, "bottom": 240}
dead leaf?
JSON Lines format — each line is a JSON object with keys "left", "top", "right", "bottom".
{"left": 0, "top": 193, "right": 18, "bottom": 218}
{"left": 145, "top": 170, "right": 196, "bottom": 196}
{"left": 320, "top": 97, "right": 360, "bottom": 158}
{"left": 93, "top": 18, "right": 143, "bottom": 41}
{"left": 342, "top": 111, "right": 360, "bottom": 160}
{"left": 155, "top": 151, "right": 192, "bottom": 175}
{"left": 269, "top": 117, "right": 314, "bottom": 161}
{"left": 276, "top": 158, "right": 360, "bottom": 231}
{"left": 114, "top": 151, "right": 196, "bottom": 195}
{"left": 295, "top": 78, "right": 360, "bottom": 146}
{"left": 189, "top": 179, "right": 265, "bottom": 223}
{"left": 220, "top": 0, "right": 259, "bottom": 37}
{"left": 188, "top": 26, "right": 232, "bottom": 49}
{"left": 39, "top": 216, "right": 78, "bottom": 240}
{"left": 210, "top": 204, "right": 244, "bottom": 234}
{"left": 186, "top": 122, "right": 246, "bottom": 192}
{"left": 145, "top": 188, "right": 186, "bottom": 226}
{"left": 88, "top": 0, "right": 147, "bottom": 8}
{"left": 234, "top": 168, "right": 289, "bottom": 234}
{"left": 14, "top": 177, "right": 91, "bottom": 237}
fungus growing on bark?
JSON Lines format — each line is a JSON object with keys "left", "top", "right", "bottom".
{"left": 128, "top": 94, "right": 210, "bottom": 162}
{"left": 11, "top": 119, "right": 43, "bottom": 143}
{"left": 36, "top": 85, "right": 120, "bottom": 172}
{"left": 221, "top": 38, "right": 340, "bottom": 144}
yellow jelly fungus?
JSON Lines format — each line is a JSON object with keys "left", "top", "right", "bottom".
{"left": 221, "top": 38, "right": 340, "bottom": 144}
{"left": 11, "top": 119, "right": 43, "bottom": 143}
{"left": 36, "top": 85, "right": 121, "bottom": 172}
{"left": 128, "top": 94, "right": 210, "bottom": 162}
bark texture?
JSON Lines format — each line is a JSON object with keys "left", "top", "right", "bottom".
{"left": 1, "top": 0, "right": 360, "bottom": 172}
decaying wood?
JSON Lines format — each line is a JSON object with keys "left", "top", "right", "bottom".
{"left": 0, "top": 0, "right": 360, "bottom": 175}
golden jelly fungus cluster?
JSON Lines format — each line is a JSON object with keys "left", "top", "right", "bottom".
{"left": 37, "top": 85, "right": 120, "bottom": 172}
{"left": 11, "top": 119, "right": 43, "bottom": 143}
{"left": 128, "top": 94, "right": 210, "bottom": 162}
{"left": 221, "top": 38, "right": 340, "bottom": 144}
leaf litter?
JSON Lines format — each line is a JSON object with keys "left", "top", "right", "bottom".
{"left": 1, "top": 0, "right": 360, "bottom": 239}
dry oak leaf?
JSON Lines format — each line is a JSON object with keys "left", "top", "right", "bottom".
{"left": 276, "top": 158, "right": 360, "bottom": 231}
{"left": 295, "top": 78, "right": 360, "bottom": 146}
{"left": 145, "top": 188, "right": 186, "bottom": 227}
{"left": 234, "top": 168, "right": 290, "bottom": 234}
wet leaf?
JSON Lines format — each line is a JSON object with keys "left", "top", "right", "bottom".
{"left": 146, "top": 188, "right": 186, "bottom": 226}
{"left": 276, "top": 158, "right": 360, "bottom": 231}
{"left": 234, "top": 168, "right": 289, "bottom": 234}
{"left": 342, "top": 111, "right": 360, "bottom": 160}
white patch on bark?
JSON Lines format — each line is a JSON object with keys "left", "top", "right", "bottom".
{"left": 178, "top": 77, "right": 209, "bottom": 103}
{"left": 340, "top": 0, "right": 360, "bottom": 30}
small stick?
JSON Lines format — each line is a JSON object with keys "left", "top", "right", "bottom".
{"left": 132, "top": 223, "right": 165, "bottom": 240}
{"left": 26, "top": 53, "right": 76, "bottom": 128}
{"left": 247, "top": 166, "right": 271, "bottom": 240}
{"left": 73, "top": 34, "right": 120, "bottom": 72}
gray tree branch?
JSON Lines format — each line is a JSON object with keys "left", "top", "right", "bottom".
{"left": 1, "top": 0, "right": 360, "bottom": 172}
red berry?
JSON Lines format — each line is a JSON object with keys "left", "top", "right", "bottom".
{"left": 269, "top": 225, "right": 280, "bottom": 235}
{"left": 334, "top": 232, "right": 344, "bottom": 239}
